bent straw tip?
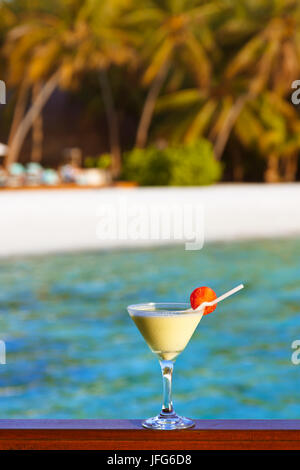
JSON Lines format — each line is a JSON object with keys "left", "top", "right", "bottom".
{"left": 236, "top": 283, "right": 244, "bottom": 290}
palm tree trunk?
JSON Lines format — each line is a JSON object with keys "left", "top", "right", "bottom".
{"left": 214, "top": 93, "right": 251, "bottom": 160}
{"left": 7, "top": 80, "right": 30, "bottom": 150}
{"left": 283, "top": 153, "right": 298, "bottom": 182}
{"left": 264, "top": 153, "right": 280, "bottom": 183}
{"left": 232, "top": 143, "right": 244, "bottom": 181}
{"left": 98, "top": 69, "right": 121, "bottom": 178}
{"left": 135, "top": 61, "right": 170, "bottom": 149}
{"left": 5, "top": 72, "right": 59, "bottom": 170}
{"left": 31, "top": 81, "right": 43, "bottom": 163}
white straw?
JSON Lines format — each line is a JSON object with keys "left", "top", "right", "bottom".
{"left": 187, "top": 284, "right": 244, "bottom": 312}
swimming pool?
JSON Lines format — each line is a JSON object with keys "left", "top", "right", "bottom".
{"left": 0, "top": 238, "right": 299, "bottom": 419}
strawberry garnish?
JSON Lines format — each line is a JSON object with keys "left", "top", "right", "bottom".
{"left": 190, "top": 286, "right": 217, "bottom": 315}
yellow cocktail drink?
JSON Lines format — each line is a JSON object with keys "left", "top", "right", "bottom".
{"left": 131, "top": 310, "right": 203, "bottom": 360}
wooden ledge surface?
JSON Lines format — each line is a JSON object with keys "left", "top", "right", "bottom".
{"left": 0, "top": 420, "right": 300, "bottom": 450}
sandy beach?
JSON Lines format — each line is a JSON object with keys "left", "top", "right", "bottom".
{"left": 0, "top": 184, "right": 300, "bottom": 257}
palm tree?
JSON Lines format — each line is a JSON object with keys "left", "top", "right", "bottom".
{"left": 1, "top": 1, "right": 54, "bottom": 163}
{"left": 154, "top": 0, "right": 300, "bottom": 180}
{"left": 209, "top": 0, "right": 299, "bottom": 171}
{"left": 31, "top": 81, "right": 44, "bottom": 162}
{"left": 3, "top": 9, "right": 67, "bottom": 169}
{"left": 72, "top": 0, "right": 137, "bottom": 176}
{"left": 0, "top": 2, "right": 20, "bottom": 148}
{"left": 124, "top": 0, "right": 227, "bottom": 148}
{"left": 4, "top": 0, "right": 135, "bottom": 176}
{"left": 234, "top": 91, "right": 300, "bottom": 182}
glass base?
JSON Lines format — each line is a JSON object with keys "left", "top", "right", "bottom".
{"left": 142, "top": 412, "right": 195, "bottom": 430}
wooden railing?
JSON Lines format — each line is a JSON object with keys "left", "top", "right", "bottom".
{"left": 0, "top": 420, "right": 300, "bottom": 450}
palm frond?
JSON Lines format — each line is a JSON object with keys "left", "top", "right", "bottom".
{"left": 156, "top": 88, "right": 205, "bottom": 112}
{"left": 184, "top": 99, "right": 217, "bottom": 142}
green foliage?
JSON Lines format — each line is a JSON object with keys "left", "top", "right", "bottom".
{"left": 122, "top": 139, "right": 222, "bottom": 186}
{"left": 84, "top": 153, "right": 112, "bottom": 169}
{"left": 122, "top": 147, "right": 172, "bottom": 185}
{"left": 2, "top": 0, "right": 300, "bottom": 181}
{"left": 167, "top": 140, "right": 222, "bottom": 186}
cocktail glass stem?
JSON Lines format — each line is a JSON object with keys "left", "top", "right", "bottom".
{"left": 159, "top": 360, "right": 175, "bottom": 416}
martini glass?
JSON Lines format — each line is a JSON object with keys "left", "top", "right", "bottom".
{"left": 128, "top": 302, "right": 204, "bottom": 430}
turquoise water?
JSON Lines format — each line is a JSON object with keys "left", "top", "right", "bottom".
{"left": 0, "top": 239, "right": 300, "bottom": 419}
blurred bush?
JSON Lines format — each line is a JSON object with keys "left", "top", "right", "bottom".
{"left": 84, "top": 154, "right": 112, "bottom": 169}
{"left": 167, "top": 140, "right": 222, "bottom": 186}
{"left": 122, "top": 139, "right": 222, "bottom": 186}
{"left": 122, "top": 147, "right": 171, "bottom": 185}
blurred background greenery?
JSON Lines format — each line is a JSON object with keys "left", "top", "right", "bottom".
{"left": 1, "top": 0, "right": 300, "bottom": 184}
